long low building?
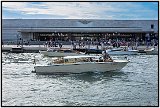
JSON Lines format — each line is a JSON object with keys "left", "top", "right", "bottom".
{"left": 2, "top": 19, "right": 158, "bottom": 44}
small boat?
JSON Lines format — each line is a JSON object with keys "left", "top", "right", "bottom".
{"left": 106, "top": 47, "right": 138, "bottom": 55}
{"left": 144, "top": 47, "right": 158, "bottom": 55}
{"left": 110, "top": 47, "right": 124, "bottom": 51}
{"left": 85, "top": 49, "right": 102, "bottom": 54}
{"left": 40, "top": 48, "right": 84, "bottom": 57}
{"left": 85, "top": 47, "right": 138, "bottom": 55}
{"left": 107, "top": 49, "right": 138, "bottom": 55}
{"left": 34, "top": 55, "right": 129, "bottom": 74}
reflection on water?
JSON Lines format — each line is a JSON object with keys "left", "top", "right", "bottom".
{"left": 2, "top": 53, "right": 158, "bottom": 106}
{"left": 35, "top": 71, "right": 127, "bottom": 83}
{"left": 72, "top": 71, "right": 127, "bottom": 82}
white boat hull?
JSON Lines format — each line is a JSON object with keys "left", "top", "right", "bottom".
{"left": 145, "top": 50, "right": 158, "bottom": 55}
{"left": 107, "top": 50, "right": 138, "bottom": 55}
{"left": 40, "top": 51, "right": 79, "bottom": 57}
{"left": 144, "top": 48, "right": 158, "bottom": 55}
{"left": 34, "top": 60, "right": 128, "bottom": 74}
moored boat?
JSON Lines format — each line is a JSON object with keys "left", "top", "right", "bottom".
{"left": 34, "top": 55, "right": 129, "bottom": 74}
{"left": 40, "top": 48, "right": 84, "bottom": 57}
{"left": 85, "top": 47, "right": 138, "bottom": 55}
{"left": 106, "top": 47, "right": 138, "bottom": 55}
{"left": 144, "top": 47, "right": 158, "bottom": 55}
{"left": 107, "top": 49, "right": 138, "bottom": 55}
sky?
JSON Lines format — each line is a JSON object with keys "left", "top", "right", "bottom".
{"left": 2, "top": 2, "right": 158, "bottom": 20}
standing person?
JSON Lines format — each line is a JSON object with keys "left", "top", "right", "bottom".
{"left": 146, "top": 38, "right": 150, "bottom": 48}
{"left": 45, "top": 41, "right": 48, "bottom": 47}
{"left": 52, "top": 41, "right": 54, "bottom": 47}
{"left": 146, "top": 33, "right": 150, "bottom": 48}
{"left": 50, "top": 41, "right": 52, "bottom": 47}
{"left": 54, "top": 41, "right": 57, "bottom": 47}
{"left": 101, "top": 42, "right": 104, "bottom": 50}
{"left": 135, "top": 41, "right": 138, "bottom": 50}
{"left": 102, "top": 49, "right": 106, "bottom": 61}
{"left": 43, "top": 42, "right": 45, "bottom": 47}
{"left": 82, "top": 41, "right": 85, "bottom": 48}
{"left": 71, "top": 41, "right": 74, "bottom": 49}
{"left": 108, "top": 39, "right": 112, "bottom": 46}
{"left": 78, "top": 41, "right": 81, "bottom": 48}
{"left": 59, "top": 43, "right": 63, "bottom": 49}
{"left": 102, "top": 48, "right": 113, "bottom": 62}
{"left": 96, "top": 45, "right": 99, "bottom": 49}
{"left": 88, "top": 41, "right": 91, "bottom": 49}
{"left": 73, "top": 42, "right": 76, "bottom": 49}
{"left": 28, "top": 41, "right": 30, "bottom": 46}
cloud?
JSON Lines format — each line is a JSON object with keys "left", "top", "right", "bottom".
{"left": 2, "top": 2, "right": 158, "bottom": 19}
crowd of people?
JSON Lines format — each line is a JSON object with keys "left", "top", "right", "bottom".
{"left": 67, "top": 37, "right": 158, "bottom": 50}
{"left": 44, "top": 41, "right": 63, "bottom": 48}
{"left": 2, "top": 36, "right": 158, "bottom": 49}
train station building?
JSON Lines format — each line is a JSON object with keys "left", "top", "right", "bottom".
{"left": 2, "top": 19, "right": 158, "bottom": 44}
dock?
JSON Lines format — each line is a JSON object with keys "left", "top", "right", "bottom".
{"left": 2, "top": 45, "right": 152, "bottom": 53}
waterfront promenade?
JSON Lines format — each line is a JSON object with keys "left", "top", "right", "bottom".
{"left": 2, "top": 44, "right": 156, "bottom": 53}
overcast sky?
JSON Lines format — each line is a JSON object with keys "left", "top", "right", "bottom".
{"left": 2, "top": 2, "right": 158, "bottom": 20}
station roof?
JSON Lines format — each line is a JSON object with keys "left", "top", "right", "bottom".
{"left": 3, "top": 19, "right": 158, "bottom": 33}
{"left": 18, "top": 27, "right": 143, "bottom": 33}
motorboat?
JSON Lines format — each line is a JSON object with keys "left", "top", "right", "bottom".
{"left": 85, "top": 49, "right": 102, "bottom": 54}
{"left": 85, "top": 47, "right": 137, "bottom": 55}
{"left": 86, "top": 48, "right": 135, "bottom": 55}
{"left": 144, "top": 47, "right": 158, "bottom": 55}
{"left": 109, "top": 47, "right": 124, "bottom": 51}
{"left": 34, "top": 55, "right": 129, "bottom": 74}
{"left": 40, "top": 48, "right": 84, "bottom": 57}
{"left": 107, "top": 49, "right": 138, "bottom": 55}
{"left": 106, "top": 47, "right": 138, "bottom": 55}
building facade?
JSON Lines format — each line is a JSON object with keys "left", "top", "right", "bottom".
{"left": 2, "top": 19, "right": 158, "bottom": 44}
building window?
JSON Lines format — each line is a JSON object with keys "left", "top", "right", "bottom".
{"left": 151, "top": 24, "right": 154, "bottom": 29}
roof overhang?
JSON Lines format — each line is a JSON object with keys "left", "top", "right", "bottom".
{"left": 18, "top": 27, "right": 143, "bottom": 33}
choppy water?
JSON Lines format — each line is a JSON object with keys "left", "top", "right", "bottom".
{"left": 2, "top": 53, "right": 158, "bottom": 106}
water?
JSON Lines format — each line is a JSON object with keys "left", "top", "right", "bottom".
{"left": 2, "top": 53, "right": 158, "bottom": 106}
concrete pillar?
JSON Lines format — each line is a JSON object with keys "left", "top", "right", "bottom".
{"left": 30, "top": 32, "right": 33, "bottom": 40}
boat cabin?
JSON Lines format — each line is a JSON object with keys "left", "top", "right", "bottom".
{"left": 53, "top": 55, "right": 113, "bottom": 64}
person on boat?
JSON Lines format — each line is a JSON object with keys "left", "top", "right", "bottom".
{"left": 123, "top": 47, "right": 127, "bottom": 51}
{"left": 59, "top": 43, "right": 63, "bottom": 49}
{"left": 89, "top": 57, "right": 93, "bottom": 62}
{"left": 102, "top": 48, "right": 113, "bottom": 62}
